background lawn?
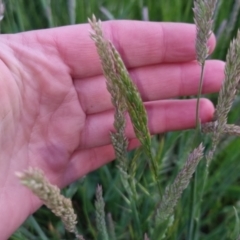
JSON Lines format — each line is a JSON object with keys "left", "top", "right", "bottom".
{"left": 4, "top": 0, "right": 240, "bottom": 239}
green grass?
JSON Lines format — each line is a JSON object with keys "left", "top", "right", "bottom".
{"left": 4, "top": 0, "right": 240, "bottom": 239}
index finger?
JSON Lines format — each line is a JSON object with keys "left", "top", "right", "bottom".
{"left": 4, "top": 20, "right": 216, "bottom": 79}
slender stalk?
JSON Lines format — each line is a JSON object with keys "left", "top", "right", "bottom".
{"left": 191, "top": 2, "right": 217, "bottom": 239}
{"left": 196, "top": 63, "right": 205, "bottom": 130}
{"left": 67, "top": 0, "right": 76, "bottom": 24}
{"left": 0, "top": 0, "right": 4, "bottom": 33}
{"left": 188, "top": 167, "right": 198, "bottom": 239}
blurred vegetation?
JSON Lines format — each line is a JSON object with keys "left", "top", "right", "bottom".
{"left": 4, "top": 0, "right": 240, "bottom": 239}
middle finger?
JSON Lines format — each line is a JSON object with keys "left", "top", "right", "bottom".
{"left": 74, "top": 60, "right": 224, "bottom": 115}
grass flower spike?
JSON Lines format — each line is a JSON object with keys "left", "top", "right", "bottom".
{"left": 107, "top": 213, "right": 116, "bottom": 240}
{"left": 89, "top": 15, "right": 128, "bottom": 172}
{"left": 95, "top": 185, "right": 109, "bottom": 240}
{"left": 193, "top": 0, "right": 217, "bottom": 65}
{"left": 215, "top": 30, "right": 240, "bottom": 128}
{"left": 193, "top": 0, "right": 217, "bottom": 128}
{"left": 17, "top": 168, "right": 82, "bottom": 238}
{"left": 89, "top": 15, "right": 150, "bottom": 155}
{"left": 204, "top": 30, "right": 240, "bottom": 160}
{"left": 155, "top": 143, "right": 204, "bottom": 224}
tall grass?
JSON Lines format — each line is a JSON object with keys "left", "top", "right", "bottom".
{"left": 6, "top": 0, "right": 240, "bottom": 239}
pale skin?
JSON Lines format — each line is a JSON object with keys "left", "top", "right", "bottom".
{"left": 0, "top": 20, "right": 224, "bottom": 238}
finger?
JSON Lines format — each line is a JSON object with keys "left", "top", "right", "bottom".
{"left": 62, "top": 138, "right": 140, "bottom": 186}
{"left": 79, "top": 98, "right": 214, "bottom": 149}
{"left": 4, "top": 21, "right": 216, "bottom": 79}
{"left": 75, "top": 60, "right": 224, "bottom": 114}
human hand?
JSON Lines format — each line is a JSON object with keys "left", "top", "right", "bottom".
{"left": 0, "top": 20, "right": 224, "bottom": 238}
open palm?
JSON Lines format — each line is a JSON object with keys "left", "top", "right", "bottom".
{"left": 0, "top": 20, "right": 224, "bottom": 238}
